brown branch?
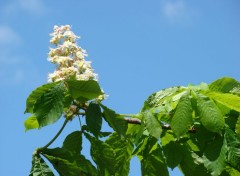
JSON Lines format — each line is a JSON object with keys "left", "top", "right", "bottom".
{"left": 124, "top": 118, "right": 196, "bottom": 133}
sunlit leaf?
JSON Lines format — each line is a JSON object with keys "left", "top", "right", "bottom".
{"left": 171, "top": 91, "right": 193, "bottom": 138}
{"left": 24, "top": 115, "right": 39, "bottom": 131}
{"left": 196, "top": 94, "right": 224, "bottom": 133}
{"left": 144, "top": 112, "right": 162, "bottom": 139}
{"left": 209, "top": 77, "right": 240, "bottom": 93}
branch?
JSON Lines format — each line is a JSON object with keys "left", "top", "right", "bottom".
{"left": 124, "top": 117, "right": 196, "bottom": 133}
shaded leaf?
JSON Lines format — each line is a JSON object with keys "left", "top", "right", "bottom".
{"left": 63, "top": 131, "right": 82, "bottom": 154}
{"left": 236, "top": 117, "right": 240, "bottom": 135}
{"left": 25, "top": 82, "right": 58, "bottom": 113}
{"left": 106, "top": 133, "right": 134, "bottom": 176}
{"left": 209, "top": 77, "right": 240, "bottom": 93}
{"left": 206, "top": 92, "right": 240, "bottom": 112}
{"left": 33, "top": 82, "right": 65, "bottom": 128}
{"left": 202, "top": 136, "right": 227, "bottom": 176}
{"left": 171, "top": 91, "right": 193, "bottom": 138}
{"left": 66, "top": 80, "right": 102, "bottom": 101}
{"left": 42, "top": 148, "right": 97, "bottom": 176}
{"left": 29, "top": 154, "right": 54, "bottom": 176}
{"left": 86, "top": 102, "right": 102, "bottom": 137}
{"left": 144, "top": 112, "right": 162, "bottom": 139}
{"left": 196, "top": 94, "right": 225, "bottom": 133}
{"left": 24, "top": 115, "right": 39, "bottom": 131}
{"left": 84, "top": 132, "right": 115, "bottom": 175}
{"left": 101, "top": 104, "right": 127, "bottom": 137}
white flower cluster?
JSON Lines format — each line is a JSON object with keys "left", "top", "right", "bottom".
{"left": 47, "top": 25, "right": 98, "bottom": 82}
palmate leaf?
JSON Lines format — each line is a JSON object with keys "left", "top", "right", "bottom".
{"left": 202, "top": 135, "right": 227, "bottom": 176}
{"left": 144, "top": 112, "right": 162, "bottom": 139}
{"left": 206, "top": 92, "right": 240, "bottom": 112}
{"left": 29, "top": 154, "right": 54, "bottom": 176}
{"left": 171, "top": 91, "right": 193, "bottom": 138}
{"left": 42, "top": 148, "right": 97, "bottom": 176}
{"left": 86, "top": 102, "right": 102, "bottom": 137}
{"left": 196, "top": 93, "right": 225, "bottom": 133}
{"left": 25, "top": 82, "right": 58, "bottom": 114}
{"left": 84, "top": 132, "right": 116, "bottom": 175}
{"left": 33, "top": 82, "right": 65, "bottom": 128}
{"left": 101, "top": 104, "right": 128, "bottom": 137}
{"left": 209, "top": 77, "right": 240, "bottom": 93}
{"left": 66, "top": 80, "right": 103, "bottom": 101}
{"left": 105, "top": 133, "right": 134, "bottom": 176}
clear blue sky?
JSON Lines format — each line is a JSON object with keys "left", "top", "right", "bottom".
{"left": 0, "top": 0, "right": 239, "bottom": 175}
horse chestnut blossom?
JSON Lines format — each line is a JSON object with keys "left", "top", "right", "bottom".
{"left": 47, "top": 25, "right": 98, "bottom": 82}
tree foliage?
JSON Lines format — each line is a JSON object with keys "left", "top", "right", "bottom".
{"left": 24, "top": 76, "right": 240, "bottom": 175}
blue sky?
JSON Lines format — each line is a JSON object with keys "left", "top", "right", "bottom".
{"left": 0, "top": 0, "right": 239, "bottom": 175}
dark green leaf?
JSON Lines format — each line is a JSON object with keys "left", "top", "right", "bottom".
{"left": 66, "top": 80, "right": 102, "bottom": 101}
{"left": 171, "top": 91, "right": 193, "bottom": 138}
{"left": 209, "top": 77, "right": 240, "bottom": 93}
{"left": 236, "top": 117, "right": 240, "bottom": 135}
{"left": 25, "top": 82, "right": 58, "bottom": 113}
{"left": 33, "top": 82, "right": 65, "bottom": 128}
{"left": 84, "top": 132, "right": 116, "bottom": 175}
{"left": 141, "top": 143, "right": 169, "bottom": 176}
{"left": 196, "top": 94, "right": 225, "bottom": 133}
{"left": 106, "top": 133, "right": 134, "bottom": 176}
{"left": 42, "top": 148, "right": 97, "bottom": 176}
{"left": 101, "top": 104, "right": 128, "bottom": 137}
{"left": 202, "top": 136, "right": 227, "bottom": 176}
{"left": 24, "top": 115, "right": 39, "bottom": 131}
{"left": 29, "top": 153, "right": 54, "bottom": 176}
{"left": 162, "top": 141, "right": 185, "bottom": 169}
{"left": 144, "top": 112, "right": 162, "bottom": 139}
{"left": 86, "top": 102, "right": 102, "bottom": 137}
{"left": 63, "top": 131, "right": 82, "bottom": 154}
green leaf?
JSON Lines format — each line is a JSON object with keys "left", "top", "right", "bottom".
{"left": 101, "top": 104, "right": 128, "bottom": 137}
{"left": 24, "top": 115, "right": 39, "bottom": 131}
{"left": 84, "top": 132, "right": 116, "bottom": 175}
{"left": 29, "top": 154, "right": 54, "bottom": 176}
{"left": 42, "top": 148, "right": 97, "bottom": 176}
{"left": 25, "top": 82, "right": 58, "bottom": 113}
{"left": 206, "top": 92, "right": 240, "bottom": 112}
{"left": 171, "top": 91, "right": 193, "bottom": 138}
{"left": 105, "top": 133, "right": 134, "bottom": 176}
{"left": 33, "top": 82, "right": 65, "bottom": 128}
{"left": 202, "top": 135, "right": 227, "bottom": 176}
{"left": 66, "top": 80, "right": 102, "bottom": 101}
{"left": 236, "top": 117, "right": 240, "bottom": 135}
{"left": 63, "top": 131, "right": 82, "bottom": 154}
{"left": 209, "top": 77, "right": 240, "bottom": 93}
{"left": 162, "top": 141, "right": 185, "bottom": 169}
{"left": 196, "top": 94, "right": 225, "bottom": 133}
{"left": 86, "top": 102, "right": 102, "bottom": 137}
{"left": 144, "top": 112, "right": 162, "bottom": 139}
{"left": 141, "top": 144, "right": 169, "bottom": 176}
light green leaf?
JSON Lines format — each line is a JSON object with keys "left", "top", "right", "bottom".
{"left": 171, "top": 91, "right": 193, "bottom": 138}
{"left": 33, "top": 82, "right": 65, "bottom": 128}
{"left": 84, "top": 132, "right": 116, "bottom": 175}
{"left": 196, "top": 94, "right": 225, "bottom": 133}
{"left": 86, "top": 102, "right": 102, "bottom": 137}
{"left": 42, "top": 148, "right": 97, "bottom": 176}
{"left": 106, "top": 133, "right": 134, "bottom": 176}
{"left": 25, "top": 82, "right": 58, "bottom": 114}
{"left": 101, "top": 104, "right": 128, "bottom": 137}
{"left": 141, "top": 143, "right": 169, "bottom": 176}
{"left": 24, "top": 115, "right": 39, "bottom": 131}
{"left": 202, "top": 136, "right": 227, "bottom": 176}
{"left": 63, "top": 131, "right": 82, "bottom": 154}
{"left": 206, "top": 92, "right": 240, "bottom": 112}
{"left": 66, "top": 80, "right": 102, "bottom": 101}
{"left": 209, "top": 77, "right": 240, "bottom": 93}
{"left": 144, "top": 112, "right": 162, "bottom": 139}
{"left": 29, "top": 154, "right": 54, "bottom": 176}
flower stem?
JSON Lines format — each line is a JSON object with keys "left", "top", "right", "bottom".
{"left": 38, "top": 118, "right": 69, "bottom": 152}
